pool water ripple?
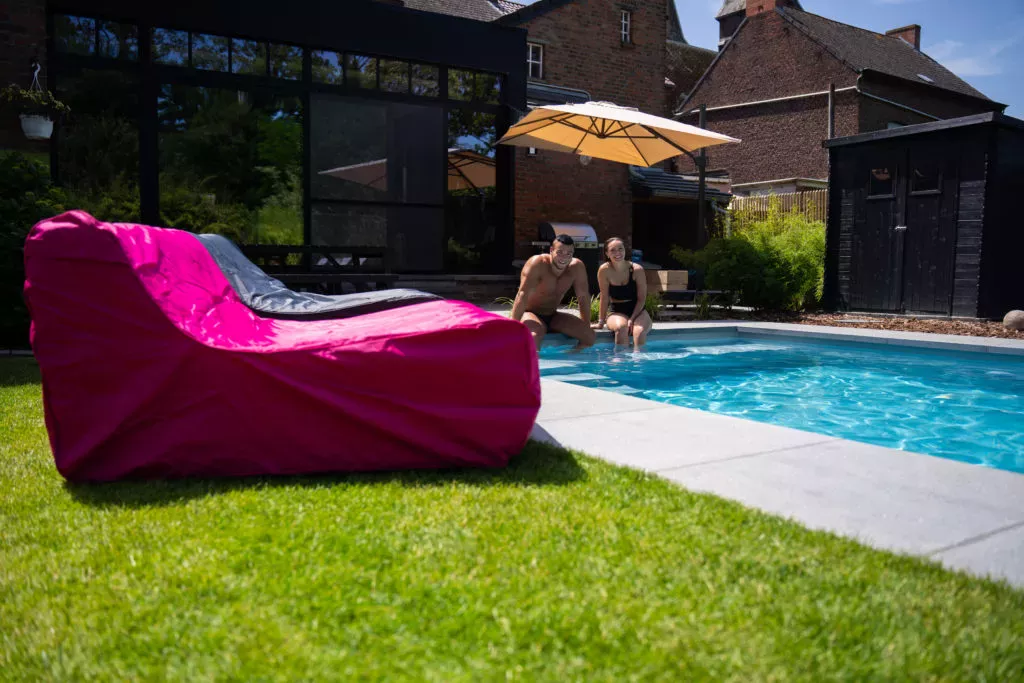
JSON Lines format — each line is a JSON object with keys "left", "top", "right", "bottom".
{"left": 539, "top": 336, "right": 1024, "bottom": 473}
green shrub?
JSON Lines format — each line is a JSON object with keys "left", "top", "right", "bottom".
{"left": 0, "top": 152, "right": 68, "bottom": 348}
{"left": 671, "top": 197, "right": 825, "bottom": 312}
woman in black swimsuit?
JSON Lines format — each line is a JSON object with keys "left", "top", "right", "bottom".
{"left": 594, "top": 237, "right": 652, "bottom": 349}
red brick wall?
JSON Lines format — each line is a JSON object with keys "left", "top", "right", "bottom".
{"left": 513, "top": 0, "right": 668, "bottom": 255}
{"left": 0, "top": 0, "right": 47, "bottom": 153}
{"left": 678, "top": 10, "right": 858, "bottom": 184}
{"left": 678, "top": 10, "right": 1000, "bottom": 185}
{"left": 679, "top": 90, "right": 858, "bottom": 185}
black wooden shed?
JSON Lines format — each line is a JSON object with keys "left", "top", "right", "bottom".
{"left": 823, "top": 112, "right": 1024, "bottom": 318}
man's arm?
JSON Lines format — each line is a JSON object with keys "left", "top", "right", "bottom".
{"left": 573, "top": 261, "right": 591, "bottom": 324}
{"left": 510, "top": 257, "right": 539, "bottom": 322}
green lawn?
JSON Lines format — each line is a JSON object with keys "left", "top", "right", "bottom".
{"left": 2, "top": 358, "right": 1022, "bottom": 681}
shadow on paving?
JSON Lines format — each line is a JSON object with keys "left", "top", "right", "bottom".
{"left": 65, "top": 439, "right": 587, "bottom": 508}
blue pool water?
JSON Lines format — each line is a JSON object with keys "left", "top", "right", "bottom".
{"left": 539, "top": 335, "right": 1024, "bottom": 473}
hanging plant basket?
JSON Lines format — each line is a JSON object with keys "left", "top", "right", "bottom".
{"left": 1, "top": 66, "right": 70, "bottom": 142}
{"left": 19, "top": 113, "right": 53, "bottom": 140}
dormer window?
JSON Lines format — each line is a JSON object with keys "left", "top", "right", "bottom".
{"left": 621, "top": 10, "right": 632, "bottom": 44}
{"left": 528, "top": 42, "right": 543, "bottom": 79}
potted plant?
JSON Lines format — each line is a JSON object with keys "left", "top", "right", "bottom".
{"left": 1, "top": 83, "right": 70, "bottom": 141}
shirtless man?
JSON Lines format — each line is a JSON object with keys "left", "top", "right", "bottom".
{"left": 511, "top": 234, "right": 596, "bottom": 350}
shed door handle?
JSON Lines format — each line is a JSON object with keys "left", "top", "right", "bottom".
{"left": 894, "top": 225, "right": 907, "bottom": 232}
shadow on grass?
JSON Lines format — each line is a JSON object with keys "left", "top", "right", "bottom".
{"left": 65, "top": 439, "right": 587, "bottom": 508}
{"left": 0, "top": 357, "right": 40, "bottom": 387}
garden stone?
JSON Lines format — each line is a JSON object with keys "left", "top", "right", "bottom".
{"left": 1003, "top": 310, "right": 1024, "bottom": 331}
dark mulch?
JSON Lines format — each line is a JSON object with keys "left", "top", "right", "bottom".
{"left": 660, "top": 308, "right": 1024, "bottom": 340}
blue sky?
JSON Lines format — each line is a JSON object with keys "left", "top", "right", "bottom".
{"left": 521, "top": 0, "right": 1024, "bottom": 116}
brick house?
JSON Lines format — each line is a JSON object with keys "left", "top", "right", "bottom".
{"left": 680, "top": 0, "right": 1005, "bottom": 197}
{"left": 404, "top": 0, "right": 718, "bottom": 264}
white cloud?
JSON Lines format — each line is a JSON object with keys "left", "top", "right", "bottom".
{"left": 925, "top": 40, "right": 963, "bottom": 62}
{"left": 924, "top": 35, "right": 1021, "bottom": 78}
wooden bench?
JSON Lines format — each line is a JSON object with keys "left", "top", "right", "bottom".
{"left": 644, "top": 269, "right": 728, "bottom": 306}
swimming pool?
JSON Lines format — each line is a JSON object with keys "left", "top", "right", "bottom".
{"left": 539, "top": 333, "right": 1024, "bottom": 474}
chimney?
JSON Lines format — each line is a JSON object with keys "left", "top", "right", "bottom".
{"left": 886, "top": 24, "right": 921, "bottom": 50}
{"left": 746, "top": 0, "right": 798, "bottom": 17}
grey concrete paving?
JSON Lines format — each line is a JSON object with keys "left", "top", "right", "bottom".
{"left": 534, "top": 323, "right": 1024, "bottom": 587}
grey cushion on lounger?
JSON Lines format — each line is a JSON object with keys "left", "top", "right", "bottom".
{"left": 194, "top": 233, "right": 440, "bottom": 320}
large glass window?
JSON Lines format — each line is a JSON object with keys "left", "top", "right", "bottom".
{"left": 153, "top": 29, "right": 188, "bottom": 65}
{"left": 269, "top": 44, "right": 303, "bottom": 80}
{"left": 49, "top": 11, "right": 507, "bottom": 273}
{"left": 192, "top": 34, "right": 229, "bottom": 71}
{"left": 56, "top": 69, "right": 141, "bottom": 222}
{"left": 445, "top": 111, "right": 498, "bottom": 272}
{"left": 55, "top": 15, "right": 96, "bottom": 55}
{"left": 311, "top": 95, "right": 445, "bottom": 271}
{"left": 312, "top": 50, "right": 344, "bottom": 85}
{"left": 99, "top": 22, "right": 138, "bottom": 60}
{"left": 346, "top": 55, "right": 377, "bottom": 89}
{"left": 231, "top": 39, "right": 267, "bottom": 75}
{"left": 412, "top": 64, "right": 439, "bottom": 97}
{"left": 378, "top": 59, "right": 409, "bottom": 93}
{"left": 158, "top": 86, "right": 303, "bottom": 244}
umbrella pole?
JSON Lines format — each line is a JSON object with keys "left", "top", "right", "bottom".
{"left": 697, "top": 104, "right": 707, "bottom": 245}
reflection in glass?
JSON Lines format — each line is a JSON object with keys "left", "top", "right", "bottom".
{"left": 379, "top": 60, "right": 409, "bottom": 93}
{"left": 55, "top": 15, "right": 95, "bottom": 55}
{"left": 869, "top": 167, "right": 894, "bottom": 196}
{"left": 192, "top": 34, "right": 229, "bottom": 71}
{"left": 153, "top": 29, "right": 188, "bottom": 65}
{"left": 98, "top": 22, "right": 138, "bottom": 60}
{"left": 312, "top": 204, "right": 388, "bottom": 248}
{"left": 446, "top": 112, "right": 498, "bottom": 273}
{"left": 476, "top": 73, "right": 501, "bottom": 104}
{"left": 912, "top": 165, "right": 941, "bottom": 193}
{"left": 270, "top": 44, "right": 303, "bottom": 80}
{"left": 411, "top": 64, "right": 439, "bottom": 97}
{"left": 56, "top": 70, "right": 140, "bottom": 222}
{"left": 448, "top": 69, "right": 474, "bottom": 101}
{"left": 312, "top": 50, "right": 344, "bottom": 85}
{"left": 346, "top": 55, "right": 377, "bottom": 89}
{"left": 231, "top": 39, "right": 267, "bottom": 75}
{"left": 311, "top": 94, "right": 443, "bottom": 206}
{"left": 158, "top": 86, "right": 303, "bottom": 244}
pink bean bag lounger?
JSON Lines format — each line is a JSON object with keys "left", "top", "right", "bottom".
{"left": 23, "top": 211, "right": 540, "bottom": 482}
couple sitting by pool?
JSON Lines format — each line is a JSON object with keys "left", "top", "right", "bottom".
{"left": 510, "top": 234, "right": 653, "bottom": 350}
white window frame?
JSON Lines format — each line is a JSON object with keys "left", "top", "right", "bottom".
{"left": 527, "top": 42, "right": 543, "bottom": 79}
{"left": 621, "top": 10, "right": 632, "bottom": 44}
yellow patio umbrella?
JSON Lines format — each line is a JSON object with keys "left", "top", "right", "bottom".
{"left": 497, "top": 101, "right": 739, "bottom": 166}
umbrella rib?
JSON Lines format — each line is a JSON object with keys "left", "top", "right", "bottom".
{"left": 645, "top": 127, "right": 699, "bottom": 156}
{"left": 498, "top": 112, "right": 578, "bottom": 143}
{"left": 622, "top": 126, "right": 653, "bottom": 167}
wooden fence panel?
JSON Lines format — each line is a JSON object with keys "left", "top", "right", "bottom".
{"left": 729, "top": 189, "right": 829, "bottom": 223}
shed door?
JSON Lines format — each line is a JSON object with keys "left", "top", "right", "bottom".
{"left": 900, "top": 145, "right": 958, "bottom": 315}
{"left": 849, "top": 152, "right": 904, "bottom": 312}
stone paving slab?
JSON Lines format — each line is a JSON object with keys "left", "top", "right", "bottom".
{"left": 932, "top": 523, "right": 1024, "bottom": 585}
{"left": 534, "top": 323, "right": 1024, "bottom": 586}
{"left": 660, "top": 438, "right": 1024, "bottom": 558}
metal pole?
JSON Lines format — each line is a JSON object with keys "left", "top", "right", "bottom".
{"left": 827, "top": 82, "right": 835, "bottom": 139}
{"left": 697, "top": 104, "right": 707, "bottom": 243}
